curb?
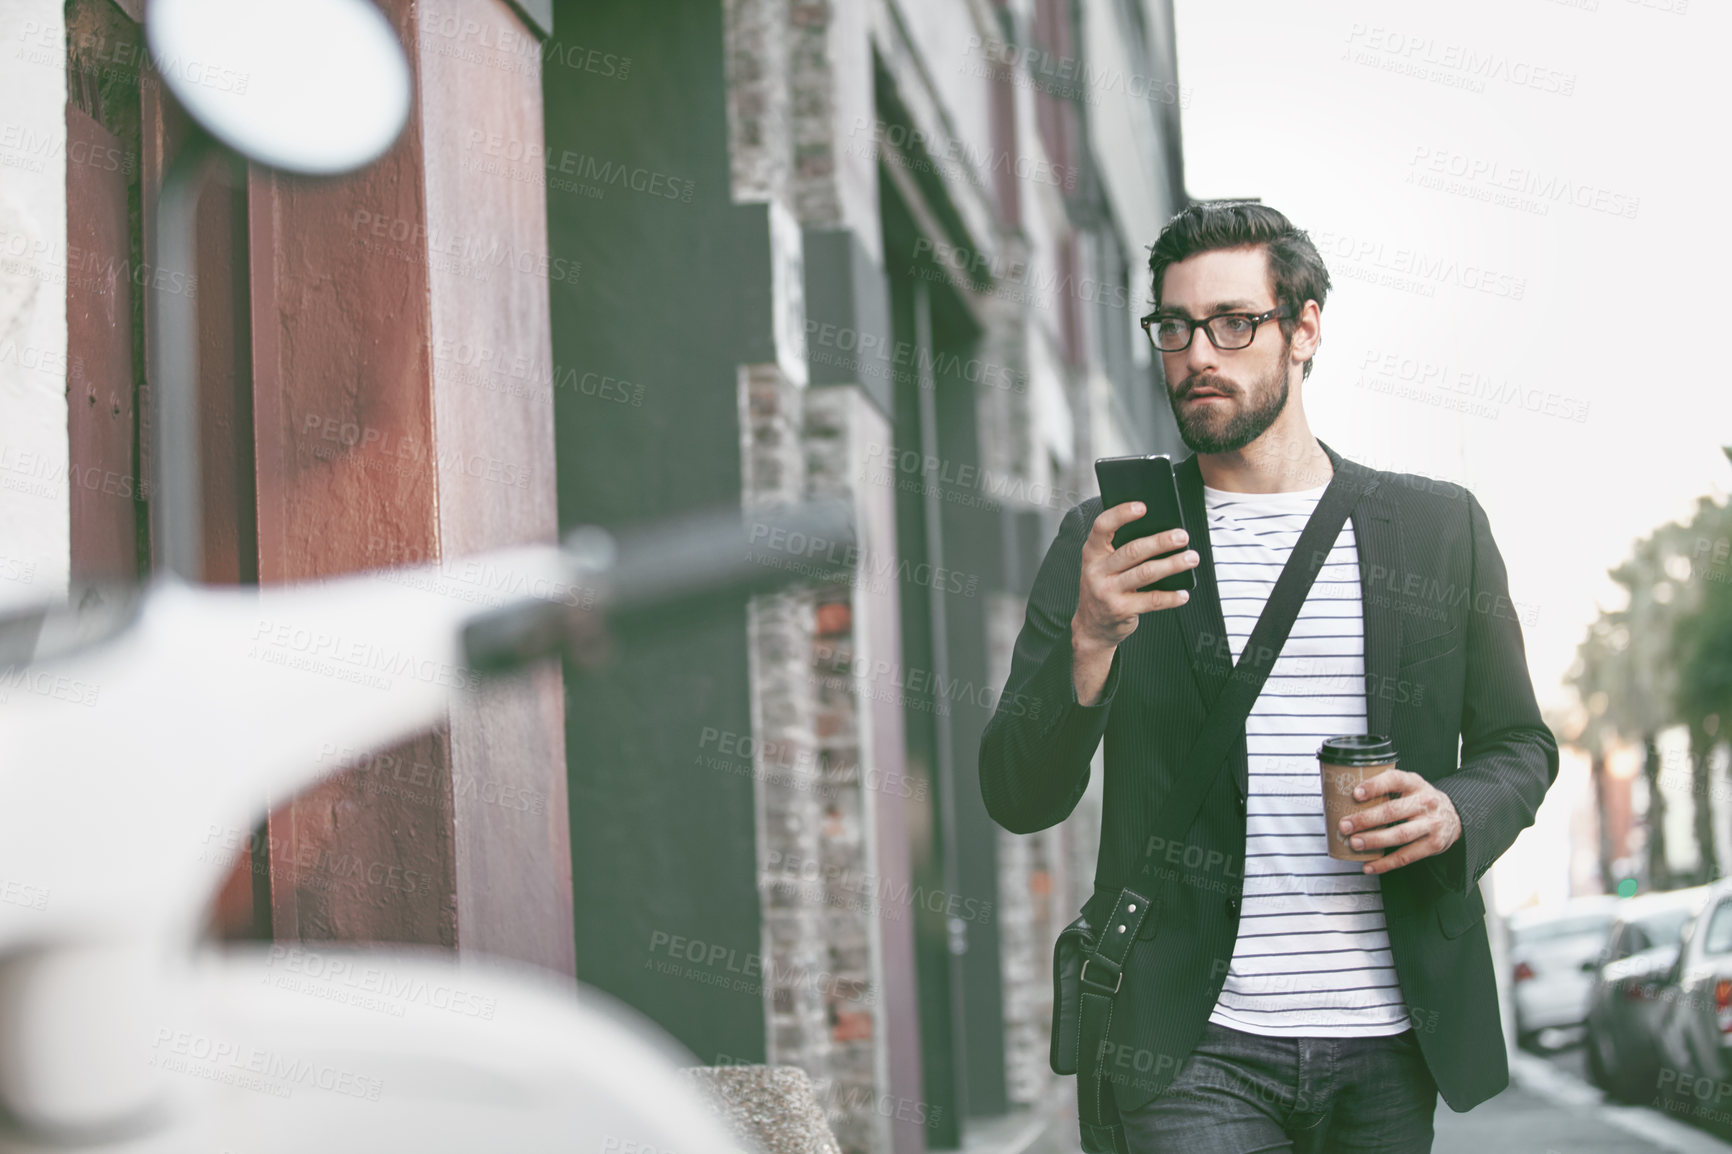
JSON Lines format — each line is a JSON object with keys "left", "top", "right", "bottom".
{"left": 1508, "top": 1050, "right": 1731, "bottom": 1154}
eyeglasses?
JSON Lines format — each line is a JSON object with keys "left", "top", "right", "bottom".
{"left": 1141, "top": 307, "right": 1290, "bottom": 353}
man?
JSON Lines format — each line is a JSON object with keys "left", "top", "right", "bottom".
{"left": 977, "top": 202, "right": 1557, "bottom": 1153}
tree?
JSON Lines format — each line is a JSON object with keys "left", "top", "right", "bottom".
{"left": 1673, "top": 473, "right": 1732, "bottom": 882}
{"left": 1567, "top": 623, "right": 1630, "bottom": 893}
{"left": 1612, "top": 526, "right": 1693, "bottom": 886}
{"left": 1569, "top": 448, "right": 1732, "bottom": 889}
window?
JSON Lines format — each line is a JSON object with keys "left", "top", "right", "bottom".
{"left": 1511, "top": 913, "right": 1615, "bottom": 947}
{"left": 1631, "top": 907, "right": 1695, "bottom": 955}
{"left": 1701, "top": 902, "right": 1732, "bottom": 955}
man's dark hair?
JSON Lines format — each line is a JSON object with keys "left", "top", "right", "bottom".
{"left": 1146, "top": 201, "right": 1331, "bottom": 380}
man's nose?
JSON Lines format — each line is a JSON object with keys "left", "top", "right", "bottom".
{"left": 1183, "top": 326, "right": 1220, "bottom": 376}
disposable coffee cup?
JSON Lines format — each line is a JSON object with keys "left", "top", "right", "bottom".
{"left": 1318, "top": 734, "right": 1399, "bottom": 863}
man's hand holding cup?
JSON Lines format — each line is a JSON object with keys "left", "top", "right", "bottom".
{"left": 1338, "top": 768, "right": 1463, "bottom": 877}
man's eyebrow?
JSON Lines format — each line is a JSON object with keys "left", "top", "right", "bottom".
{"left": 1155, "top": 299, "right": 1265, "bottom": 318}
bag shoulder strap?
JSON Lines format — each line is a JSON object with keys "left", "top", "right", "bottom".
{"left": 1147, "top": 456, "right": 1375, "bottom": 855}
{"left": 1072, "top": 886, "right": 1150, "bottom": 1152}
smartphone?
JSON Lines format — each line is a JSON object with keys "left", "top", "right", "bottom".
{"left": 1093, "top": 454, "right": 1195, "bottom": 593}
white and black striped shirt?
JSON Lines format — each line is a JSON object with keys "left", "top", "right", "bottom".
{"left": 1201, "top": 482, "right": 1410, "bottom": 1037}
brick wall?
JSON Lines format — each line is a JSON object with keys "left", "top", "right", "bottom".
{"left": 738, "top": 362, "right": 831, "bottom": 1082}
{"left": 803, "top": 385, "right": 884, "bottom": 1153}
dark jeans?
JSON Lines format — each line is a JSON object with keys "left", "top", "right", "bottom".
{"left": 1120, "top": 1021, "right": 1438, "bottom": 1154}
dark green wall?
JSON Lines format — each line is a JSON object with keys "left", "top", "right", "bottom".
{"left": 545, "top": 0, "right": 766, "bottom": 1065}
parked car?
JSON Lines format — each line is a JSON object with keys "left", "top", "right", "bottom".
{"left": 1653, "top": 879, "right": 1732, "bottom": 1134}
{"left": 1508, "top": 895, "right": 1623, "bottom": 1047}
{"left": 1584, "top": 886, "right": 1711, "bottom": 1101}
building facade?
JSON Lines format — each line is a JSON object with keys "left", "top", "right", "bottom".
{"left": 0, "top": 0, "right": 1186, "bottom": 1149}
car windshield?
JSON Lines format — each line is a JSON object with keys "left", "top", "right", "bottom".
{"left": 1705, "top": 902, "right": 1732, "bottom": 955}
{"left": 1632, "top": 908, "right": 1694, "bottom": 951}
{"left": 1511, "top": 913, "right": 1613, "bottom": 946}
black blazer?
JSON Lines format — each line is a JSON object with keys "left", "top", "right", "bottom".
{"left": 978, "top": 441, "right": 1558, "bottom": 1114}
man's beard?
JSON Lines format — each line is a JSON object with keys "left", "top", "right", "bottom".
{"left": 1167, "top": 347, "right": 1292, "bottom": 455}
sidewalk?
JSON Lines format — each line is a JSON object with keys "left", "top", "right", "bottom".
{"left": 1433, "top": 1051, "right": 1731, "bottom": 1154}
{"left": 961, "top": 1090, "right": 1085, "bottom": 1154}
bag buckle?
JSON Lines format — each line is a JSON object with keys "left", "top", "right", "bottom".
{"left": 1080, "top": 957, "right": 1121, "bottom": 995}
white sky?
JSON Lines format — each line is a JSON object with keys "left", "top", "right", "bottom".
{"left": 1171, "top": 0, "right": 1732, "bottom": 718}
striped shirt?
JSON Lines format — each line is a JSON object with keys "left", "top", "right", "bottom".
{"left": 1201, "top": 482, "right": 1410, "bottom": 1037}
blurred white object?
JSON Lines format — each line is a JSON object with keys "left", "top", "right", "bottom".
{"left": 0, "top": 561, "right": 754, "bottom": 1153}
{"left": 145, "top": 0, "right": 412, "bottom": 176}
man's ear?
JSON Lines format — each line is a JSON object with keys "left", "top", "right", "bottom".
{"left": 1290, "top": 299, "right": 1322, "bottom": 370}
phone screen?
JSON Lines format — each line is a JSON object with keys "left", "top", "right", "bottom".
{"left": 1093, "top": 454, "right": 1195, "bottom": 593}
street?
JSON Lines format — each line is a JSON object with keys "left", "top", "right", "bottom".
{"left": 1433, "top": 1036, "right": 1732, "bottom": 1154}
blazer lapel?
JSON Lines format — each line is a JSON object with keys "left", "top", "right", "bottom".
{"left": 1332, "top": 453, "right": 1411, "bottom": 922}
{"left": 1314, "top": 440, "right": 1403, "bottom": 737}
{"left": 1174, "top": 453, "right": 1231, "bottom": 712}
{"left": 1354, "top": 491, "right": 1404, "bottom": 740}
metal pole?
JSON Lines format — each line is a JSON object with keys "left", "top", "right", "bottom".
{"left": 146, "top": 127, "right": 219, "bottom": 582}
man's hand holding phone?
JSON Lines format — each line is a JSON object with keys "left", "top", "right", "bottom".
{"left": 1070, "top": 501, "right": 1200, "bottom": 705}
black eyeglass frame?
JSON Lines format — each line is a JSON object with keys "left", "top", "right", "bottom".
{"left": 1140, "top": 307, "right": 1292, "bottom": 353}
